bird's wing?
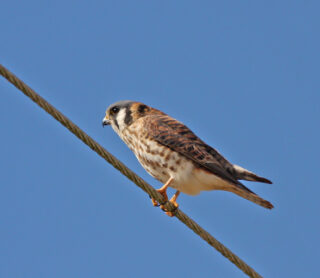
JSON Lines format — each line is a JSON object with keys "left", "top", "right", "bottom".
{"left": 143, "top": 114, "right": 252, "bottom": 192}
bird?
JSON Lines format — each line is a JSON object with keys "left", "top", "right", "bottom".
{"left": 102, "top": 100, "right": 273, "bottom": 216}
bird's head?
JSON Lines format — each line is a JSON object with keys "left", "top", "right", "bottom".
{"left": 102, "top": 100, "right": 162, "bottom": 133}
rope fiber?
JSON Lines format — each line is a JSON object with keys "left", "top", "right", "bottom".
{"left": 0, "top": 64, "right": 263, "bottom": 278}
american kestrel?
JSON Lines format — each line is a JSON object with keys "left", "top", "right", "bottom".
{"left": 102, "top": 101, "right": 273, "bottom": 216}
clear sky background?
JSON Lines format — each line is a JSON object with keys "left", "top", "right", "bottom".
{"left": 1, "top": 1, "right": 319, "bottom": 277}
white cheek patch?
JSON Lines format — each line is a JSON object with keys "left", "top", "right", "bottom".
{"left": 114, "top": 108, "right": 127, "bottom": 131}
{"left": 111, "top": 122, "right": 120, "bottom": 134}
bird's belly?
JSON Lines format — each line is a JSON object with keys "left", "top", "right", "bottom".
{"left": 134, "top": 144, "right": 191, "bottom": 187}
{"left": 135, "top": 147, "right": 229, "bottom": 196}
{"left": 121, "top": 129, "right": 192, "bottom": 187}
{"left": 121, "top": 128, "right": 231, "bottom": 195}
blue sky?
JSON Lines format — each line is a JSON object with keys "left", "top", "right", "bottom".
{"left": 1, "top": 1, "right": 319, "bottom": 277}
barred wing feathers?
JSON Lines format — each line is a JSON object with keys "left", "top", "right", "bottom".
{"left": 143, "top": 114, "right": 273, "bottom": 209}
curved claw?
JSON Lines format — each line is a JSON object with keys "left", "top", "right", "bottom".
{"left": 151, "top": 198, "right": 159, "bottom": 207}
{"left": 150, "top": 178, "right": 173, "bottom": 207}
{"left": 160, "top": 191, "right": 180, "bottom": 217}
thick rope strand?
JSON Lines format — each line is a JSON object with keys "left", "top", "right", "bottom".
{"left": 0, "top": 64, "right": 263, "bottom": 278}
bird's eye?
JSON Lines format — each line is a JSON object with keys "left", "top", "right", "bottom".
{"left": 111, "top": 106, "right": 119, "bottom": 114}
{"left": 138, "top": 104, "right": 147, "bottom": 113}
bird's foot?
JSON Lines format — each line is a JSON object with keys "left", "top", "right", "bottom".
{"left": 160, "top": 196, "right": 179, "bottom": 217}
{"left": 151, "top": 197, "right": 159, "bottom": 207}
{"left": 160, "top": 191, "right": 180, "bottom": 217}
{"left": 150, "top": 188, "right": 168, "bottom": 207}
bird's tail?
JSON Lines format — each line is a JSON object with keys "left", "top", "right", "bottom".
{"left": 233, "top": 164, "right": 272, "bottom": 184}
{"left": 230, "top": 185, "right": 274, "bottom": 209}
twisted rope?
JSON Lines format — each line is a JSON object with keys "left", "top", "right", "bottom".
{"left": 0, "top": 64, "right": 263, "bottom": 278}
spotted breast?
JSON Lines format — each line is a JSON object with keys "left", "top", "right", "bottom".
{"left": 120, "top": 118, "right": 202, "bottom": 194}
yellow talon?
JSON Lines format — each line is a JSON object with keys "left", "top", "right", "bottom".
{"left": 160, "top": 191, "right": 180, "bottom": 217}
{"left": 150, "top": 177, "right": 173, "bottom": 207}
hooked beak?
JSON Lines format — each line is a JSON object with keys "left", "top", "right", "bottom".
{"left": 102, "top": 117, "right": 111, "bottom": 127}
